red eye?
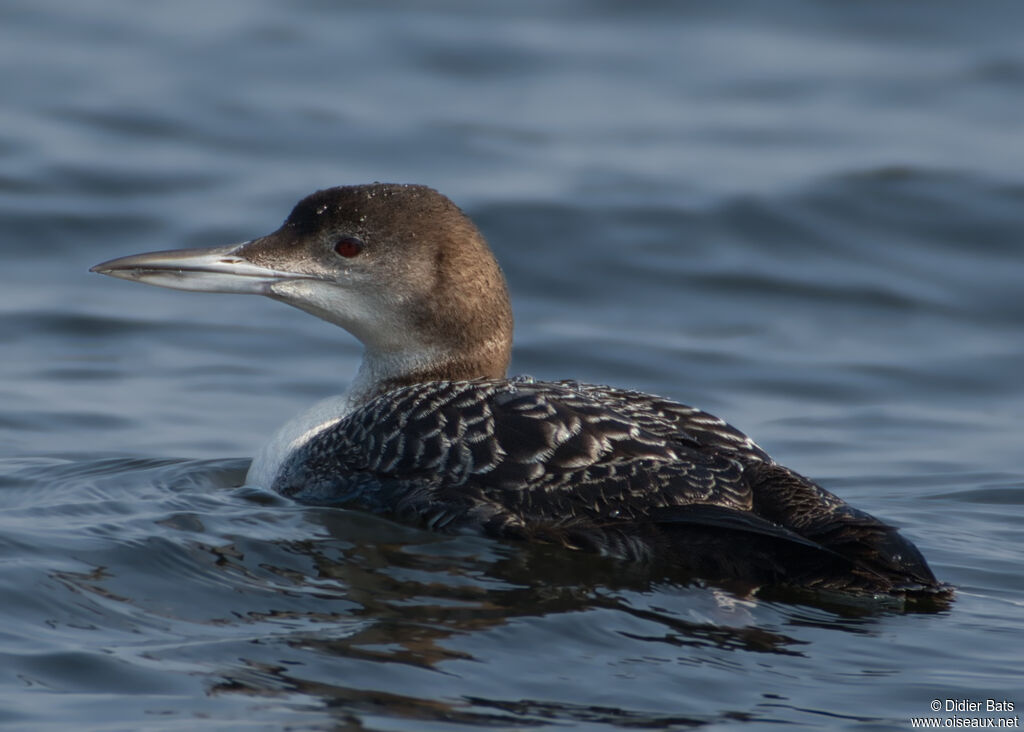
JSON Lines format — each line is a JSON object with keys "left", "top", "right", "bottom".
{"left": 333, "top": 236, "right": 364, "bottom": 258}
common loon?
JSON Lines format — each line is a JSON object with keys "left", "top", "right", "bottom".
{"left": 92, "top": 183, "right": 947, "bottom": 601}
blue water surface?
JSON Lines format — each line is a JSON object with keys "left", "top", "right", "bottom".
{"left": 1, "top": 1, "right": 1022, "bottom": 730}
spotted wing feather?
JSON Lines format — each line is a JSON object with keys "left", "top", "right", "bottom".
{"left": 274, "top": 378, "right": 942, "bottom": 595}
{"left": 275, "top": 379, "right": 753, "bottom": 535}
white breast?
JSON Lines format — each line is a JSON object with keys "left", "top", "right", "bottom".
{"left": 245, "top": 393, "right": 357, "bottom": 489}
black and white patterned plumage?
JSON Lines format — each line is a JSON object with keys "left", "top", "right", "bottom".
{"left": 277, "top": 378, "right": 757, "bottom": 516}
{"left": 274, "top": 377, "right": 940, "bottom": 597}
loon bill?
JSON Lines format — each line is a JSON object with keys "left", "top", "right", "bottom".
{"left": 92, "top": 183, "right": 949, "bottom": 602}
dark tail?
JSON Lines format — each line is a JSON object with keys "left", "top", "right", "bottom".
{"left": 742, "top": 461, "right": 949, "bottom": 599}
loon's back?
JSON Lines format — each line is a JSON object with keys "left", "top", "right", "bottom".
{"left": 271, "top": 377, "right": 942, "bottom": 599}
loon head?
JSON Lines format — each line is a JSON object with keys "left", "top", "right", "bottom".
{"left": 91, "top": 184, "right": 514, "bottom": 402}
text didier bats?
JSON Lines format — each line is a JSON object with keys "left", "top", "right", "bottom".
{"left": 945, "top": 699, "right": 1014, "bottom": 712}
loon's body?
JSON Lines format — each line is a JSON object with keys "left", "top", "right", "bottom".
{"left": 93, "top": 183, "right": 947, "bottom": 601}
